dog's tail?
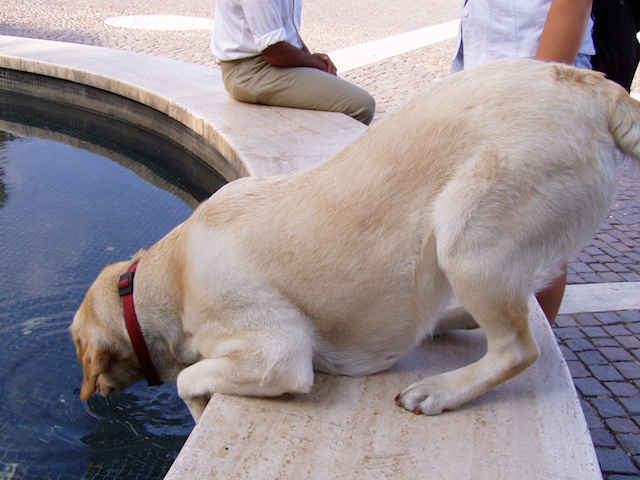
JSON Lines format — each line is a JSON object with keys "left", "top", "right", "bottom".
{"left": 608, "top": 88, "right": 640, "bottom": 161}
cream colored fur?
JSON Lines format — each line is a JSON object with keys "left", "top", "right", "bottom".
{"left": 70, "top": 60, "right": 640, "bottom": 422}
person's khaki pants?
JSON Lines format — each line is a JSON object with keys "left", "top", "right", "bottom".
{"left": 219, "top": 55, "right": 375, "bottom": 125}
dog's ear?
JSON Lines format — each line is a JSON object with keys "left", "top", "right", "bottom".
{"left": 79, "top": 340, "right": 111, "bottom": 400}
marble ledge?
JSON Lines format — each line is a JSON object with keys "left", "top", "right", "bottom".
{"left": 165, "top": 299, "right": 602, "bottom": 480}
{"left": 0, "top": 35, "right": 365, "bottom": 179}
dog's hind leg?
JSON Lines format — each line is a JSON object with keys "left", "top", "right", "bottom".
{"left": 397, "top": 276, "right": 539, "bottom": 414}
{"left": 397, "top": 282, "right": 538, "bottom": 415}
{"left": 396, "top": 170, "right": 544, "bottom": 414}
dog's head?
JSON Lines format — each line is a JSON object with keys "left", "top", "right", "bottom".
{"left": 70, "top": 259, "right": 145, "bottom": 400}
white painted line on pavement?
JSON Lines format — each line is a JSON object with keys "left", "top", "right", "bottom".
{"left": 559, "top": 282, "right": 640, "bottom": 315}
{"left": 105, "top": 15, "right": 212, "bottom": 31}
{"left": 102, "top": 16, "right": 459, "bottom": 70}
{"left": 329, "top": 19, "right": 460, "bottom": 73}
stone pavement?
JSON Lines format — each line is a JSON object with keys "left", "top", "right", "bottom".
{"left": 0, "top": 2, "right": 638, "bottom": 478}
{"left": 555, "top": 310, "right": 640, "bottom": 477}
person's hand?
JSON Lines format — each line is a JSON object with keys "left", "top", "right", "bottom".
{"left": 312, "top": 53, "right": 337, "bottom": 75}
{"left": 262, "top": 42, "right": 338, "bottom": 74}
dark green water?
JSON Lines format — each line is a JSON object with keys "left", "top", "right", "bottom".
{"left": 0, "top": 93, "right": 225, "bottom": 479}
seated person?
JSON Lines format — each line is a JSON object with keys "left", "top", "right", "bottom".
{"left": 211, "top": 0, "right": 375, "bottom": 125}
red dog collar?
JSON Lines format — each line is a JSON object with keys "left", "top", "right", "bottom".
{"left": 118, "top": 261, "right": 162, "bottom": 386}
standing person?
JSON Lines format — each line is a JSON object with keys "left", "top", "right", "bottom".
{"left": 591, "top": 0, "right": 640, "bottom": 92}
{"left": 452, "top": 0, "right": 594, "bottom": 324}
{"left": 211, "top": 0, "right": 375, "bottom": 125}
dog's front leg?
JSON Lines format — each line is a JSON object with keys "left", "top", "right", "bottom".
{"left": 177, "top": 357, "right": 242, "bottom": 422}
{"left": 181, "top": 390, "right": 210, "bottom": 422}
{"left": 176, "top": 335, "right": 314, "bottom": 422}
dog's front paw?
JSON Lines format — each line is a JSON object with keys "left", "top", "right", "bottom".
{"left": 395, "top": 378, "right": 456, "bottom": 415}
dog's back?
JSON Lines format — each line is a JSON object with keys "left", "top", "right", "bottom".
{"left": 194, "top": 60, "right": 640, "bottom": 349}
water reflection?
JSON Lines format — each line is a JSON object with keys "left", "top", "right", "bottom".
{"left": 0, "top": 130, "right": 11, "bottom": 208}
{"left": 0, "top": 89, "right": 224, "bottom": 478}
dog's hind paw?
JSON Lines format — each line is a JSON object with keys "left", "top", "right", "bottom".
{"left": 395, "top": 378, "right": 457, "bottom": 415}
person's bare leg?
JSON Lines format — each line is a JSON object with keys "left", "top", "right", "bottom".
{"left": 536, "top": 264, "right": 568, "bottom": 325}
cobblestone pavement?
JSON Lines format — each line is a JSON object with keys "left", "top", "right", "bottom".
{"left": 557, "top": 310, "right": 640, "bottom": 478}
{"left": 1, "top": 1, "right": 639, "bottom": 477}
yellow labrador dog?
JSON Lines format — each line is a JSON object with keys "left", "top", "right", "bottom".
{"left": 71, "top": 60, "right": 640, "bottom": 422}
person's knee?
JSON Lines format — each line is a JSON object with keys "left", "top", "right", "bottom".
{"left": 357, "top": 93, "right": 376, "bottom": 125}
{"left": 351, "top": 91, "right": 376, "bottom": 125}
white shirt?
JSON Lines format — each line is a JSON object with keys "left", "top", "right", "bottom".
{"left": 212, "top": 0, "right": 303, "bottom": 61}
{"left": 452, "top": 0, "right": 595, "bottom": 72}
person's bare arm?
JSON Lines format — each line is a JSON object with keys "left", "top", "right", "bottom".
{"left": 534, "top": 0, "right": 593, "bottom": 325}
{"left": 536, "top": 0, "right": 593, "bottom": 63}
{"left": 262, "top": 41, "right": 337, "bottom": 75}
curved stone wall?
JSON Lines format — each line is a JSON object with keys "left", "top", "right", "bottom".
{"left": 0, "top": 35, "right": 366, "bottom": 181}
